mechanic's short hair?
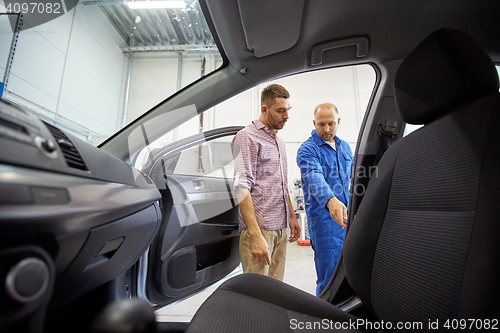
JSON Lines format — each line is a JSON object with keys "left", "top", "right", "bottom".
{"left": 314, "top": 103, "right": 339, "bottom": 118}
{"left": 261, "top": 84, "right": 290, "bottom": 107}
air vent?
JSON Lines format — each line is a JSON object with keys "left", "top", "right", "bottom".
{"left": 44, "top": 122, "right": 88, "bottom": 171}
{"left": 0, "top": 117, "right": 29, "bottom": 134}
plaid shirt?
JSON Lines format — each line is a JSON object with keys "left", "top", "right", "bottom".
{"left": 231, "top": 120, "right": 290, "bottom": 231}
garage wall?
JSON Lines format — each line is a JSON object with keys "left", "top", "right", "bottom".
{"left": 0, "top": 13, "right": 14, "bottom": 96}
{"left": 267, "top": 65, "right": 376, "bottom": 184}
{"left": 1, "top": 5, "right": 127, "bottom": 142}
{"left": 126, "top": 52, "right": 222, "bottom": 145}
{"left": 200, "top": 65, "right": 376, "bottom": 187}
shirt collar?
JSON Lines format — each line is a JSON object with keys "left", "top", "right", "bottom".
{"left": 311, "top": 129, "right": 339, "bottom": 147}
{"left": 253, "top": 119, "right": 266, "bottom": 130}
{"left": 253, "top": 119, "right": 276, "bottom": 136}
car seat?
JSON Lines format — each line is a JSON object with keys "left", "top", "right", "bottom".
{"left": 185, "top": 28, "right": 500, "bottom": 333}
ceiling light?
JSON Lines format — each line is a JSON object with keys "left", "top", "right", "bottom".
{"left": 127, "top": 1, "right": 186, "bottom": 9}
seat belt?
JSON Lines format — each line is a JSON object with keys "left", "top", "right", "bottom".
{"left": 374, "top": 120, "right": 397, "bottom": 165}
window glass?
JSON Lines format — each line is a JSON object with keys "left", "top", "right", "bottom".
{"left": 0, "top": 1, "right": 222, "bottom": 145}
{"left": 172, "top": 137, "right": 234, "bottom": 179}
{"left": 142, "top": 64, "right": 377, "bottom": 185}
{"left": 404, "top": 123, "right": 424, "bottom": 136}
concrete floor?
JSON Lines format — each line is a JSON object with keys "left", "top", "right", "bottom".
{"left": 156, "top": 242, "right": 317, "bottom": 322}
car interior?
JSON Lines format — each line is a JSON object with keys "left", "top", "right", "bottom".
{"left": 0, "top": 1, "right": 499, "bottom": 333}
{"left": 185, "top": 27, "right": 500, "bottom": 333}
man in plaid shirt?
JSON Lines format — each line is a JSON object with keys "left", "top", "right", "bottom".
{"left": 231, "top": 84, "right": 301, "bottom": 281}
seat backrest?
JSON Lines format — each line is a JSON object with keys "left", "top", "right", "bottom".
{"left": 344, "top": 29, "right": 500, "bottom": 325}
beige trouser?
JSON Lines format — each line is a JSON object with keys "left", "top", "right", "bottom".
{"left": 239, "top": 228, "right": 288, "bottom": 281}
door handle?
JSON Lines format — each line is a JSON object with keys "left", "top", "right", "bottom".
{"left": 193, "top": 180, "right": 207, "bottom": 191}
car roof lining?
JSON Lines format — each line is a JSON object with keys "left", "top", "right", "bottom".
{"left": 208, "top": 0, "right": 500, "bottom": 84}
{"left": 237, "top": 0, "right": 305, "bottom": 58}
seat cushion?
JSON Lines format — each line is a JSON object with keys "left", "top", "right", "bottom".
{"left": 186, "top": 273, "right": 361, "bottom": 333}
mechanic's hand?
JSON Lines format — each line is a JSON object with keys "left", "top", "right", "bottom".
{"left": 288, "top": 216, "right": 301, "bottom": 243}
{"left": 326, "top": 197, "right": 347, "bottom": 229}
{"left": 250, "top": 233, "right": 271, "bottom": 265}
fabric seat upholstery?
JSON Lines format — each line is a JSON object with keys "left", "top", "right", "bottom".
{"left": 186, "top": 273, "right": 361, "bottom": 333}
{"left": 344, "top": 29, "right": 500, "bottom": 323}
{"left": 186, "top": 28, "right": 500, "bottom": 332}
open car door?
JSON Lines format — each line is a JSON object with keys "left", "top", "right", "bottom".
{"left": 134, "top": 126, "right": 244, "bottom": 306}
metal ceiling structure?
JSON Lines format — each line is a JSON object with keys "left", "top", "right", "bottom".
{"left": 80, "top": 0, "right": 221, "bottom": 130}
{"left": 82, "top": 0, "right": 219, "bottom": 53}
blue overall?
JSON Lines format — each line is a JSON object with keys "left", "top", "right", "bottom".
{"left": 296, "top": 130, "right": 353, "bottom": 296}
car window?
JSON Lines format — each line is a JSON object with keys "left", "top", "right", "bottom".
{"left": 0, "top": 1, "right": 222, "bottom": 146}
{"left": 172, "top": 137, "right": 234, "bottom": 179}
{"left": 138, "top": 65, "right": 377, "bottom": 184}
{"left": 403, "top": 123, "right": 424, "bottom": 136}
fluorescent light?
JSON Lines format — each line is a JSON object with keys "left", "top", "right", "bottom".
{"left": 127, "top": 1, "right": 185, "bottom": 9}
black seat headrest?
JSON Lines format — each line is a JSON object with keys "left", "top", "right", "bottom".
{"left": 394, "top": 28, "right": 499, "bottom": 125}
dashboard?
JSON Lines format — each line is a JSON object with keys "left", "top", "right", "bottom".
{"left": 0, "top": 100, "right": 162, "bottom": 330}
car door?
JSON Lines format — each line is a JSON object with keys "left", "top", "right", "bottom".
{"left": 134, "top": 126, "right": 244, "bottom": 306}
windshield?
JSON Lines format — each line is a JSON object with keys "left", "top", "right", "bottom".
{"left": 0, "top": 0, "right": 221, "bottom": 146}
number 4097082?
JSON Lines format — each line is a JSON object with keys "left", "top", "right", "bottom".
{"left": 6, "top": 2, "right": 62, "bottom": 14}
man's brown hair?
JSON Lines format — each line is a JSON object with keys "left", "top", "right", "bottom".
{"left": 261, "top": 84, "right": 290, "bottom": 107}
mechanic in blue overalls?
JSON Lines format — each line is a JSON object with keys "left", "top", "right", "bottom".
{"left": 296, "top": 103, "right": 353, "bottom": 296}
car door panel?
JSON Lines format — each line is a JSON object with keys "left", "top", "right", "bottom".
{"left": 167, "top": 174, "right": 238, "bottom": 227}
{"left": 139, "top": 127, "right": 243, "bottom": 306}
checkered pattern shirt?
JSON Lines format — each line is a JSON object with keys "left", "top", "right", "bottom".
{"left": 231, "top": 120, "right": 290, "bottom": 231}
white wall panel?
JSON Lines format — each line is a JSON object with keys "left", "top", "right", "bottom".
{"left": 56, "top": 102, "right": 108, "bottom": 139}
{"left": 180, "top": 56, "right": 203, "bottom": 88}
{"left": 127, "top": 54, "right": 212, "bottom": 143}
{"left": 0, "top": 13, "right": 15, "bottom": 82}
{"left": 28, "top": 8, "right": 74, "bottom": 54}
{"left": 264, "top": 66, "right": 370, "bottom": 148}
{"left": 6, "top": 75, "right": 59, "bottom": 116}
{"left": 5, "top": 11, "right": 72, "bottom": 108}
{"left": 127, "top": 55, "right": 179, "bottom": 123}
{"left": 58, "top": 59, "right": 119, "bottom": 136}
{"left": 285, "top": 142, "right": 302, "bottom": 187}
{"left": 208, "top": 86, "right": 256, "bottom": 129}
{"left": 67, "top": 9, "right": 123, "bottom": 99}
{"left": 74, "top": 6, "right": 126, "bottom": 66}
{"left": 173, "top": 55, "right": 204, "bottom": 141}
{"left": 2, "top": 5, "right": 126, "bottom": 144}
{"left": 58, "top": 6, "right": 124, "bottom": 139}
{"left": 6, "top": 20, "right": 68, "bottom": 112}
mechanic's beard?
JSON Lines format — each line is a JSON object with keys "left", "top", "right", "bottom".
{"left": 322, "top": 133, "right": 333, "bottom": 141}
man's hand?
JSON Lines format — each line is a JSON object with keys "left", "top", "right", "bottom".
{"left": 326, "top": 197, "right": 347, "bottom": 229}
{"left": 288, "top": 215, "right": 301, "bottom": 243}
{"left": 250, "top": 232, "right": 271, "bottom": 265}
